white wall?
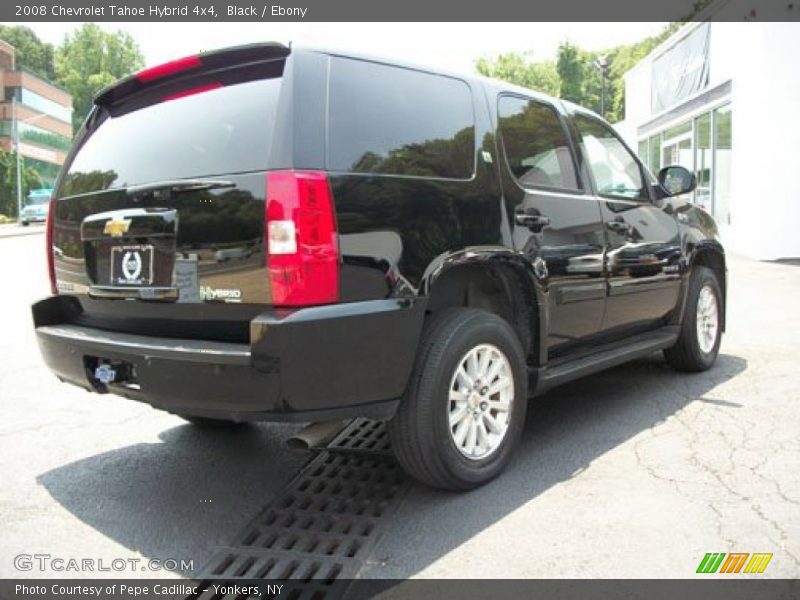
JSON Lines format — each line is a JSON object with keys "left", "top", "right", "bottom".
{"left": 624, "top": 22, "right": 800, "bottom": 259}
{"left": 725, "top": 23, "right": 800, "bottom": 260}
{"left": 613, "top": 119, "right": 635, "bottom": 147}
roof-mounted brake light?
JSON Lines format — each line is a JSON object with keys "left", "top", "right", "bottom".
{"left": 162, "top": 82, "right": 223, "bottom": 103}
{"left": 136, "top": 55, "right": 202, "bottom": 83}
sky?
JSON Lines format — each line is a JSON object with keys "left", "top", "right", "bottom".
{"left": 20, "top": 22, "right": 669, "bottom": 75}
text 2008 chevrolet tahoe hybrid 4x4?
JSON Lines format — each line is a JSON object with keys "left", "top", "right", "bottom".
{"left": 32, "top": 43, "right": 725, "bottom": 490}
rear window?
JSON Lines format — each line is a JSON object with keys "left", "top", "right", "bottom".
{"left": 62, "top": 75, "right": 282, "bottom": 196}
{"left": 327, "top": 58, "right": 475, "bottom": 180}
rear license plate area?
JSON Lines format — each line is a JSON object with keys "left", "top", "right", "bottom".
{"left": 81, "top": 209, "right": 177, "bottom": 289}
{"left": 110, "top": 244, "right": 154, "bottom": 286}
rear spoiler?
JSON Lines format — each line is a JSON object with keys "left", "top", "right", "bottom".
{"left": 94, "top": 42, "right": 290, "bottom": 107}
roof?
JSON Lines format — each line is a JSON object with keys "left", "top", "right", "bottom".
{"left": 94, "top": 41, "right": 604, "bottom": 121}
{"left": 297, "top": 43, "right": 602, "bottom": 118}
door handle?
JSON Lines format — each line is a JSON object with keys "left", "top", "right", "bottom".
{"left": 515, "top": 210, "right": 550, "bottom": 232}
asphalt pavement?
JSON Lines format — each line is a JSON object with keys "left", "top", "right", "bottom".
{"left": 1, "top": 232, "right": 798, "bottom": 579}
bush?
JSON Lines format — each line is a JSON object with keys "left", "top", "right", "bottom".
{"left": 0, "top": 214, "right": 13, "bottom": 224}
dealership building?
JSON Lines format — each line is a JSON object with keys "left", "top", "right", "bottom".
{"left": 619, "top": 19, "right": 800, "bottom": 260}
{"left": 0, "top": 40, "right": 73, "bottom": 188}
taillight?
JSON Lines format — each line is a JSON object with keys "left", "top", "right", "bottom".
{"left": 265, "top": 171, "right": 339, "bottom": 306}
{"left": 46, "top": 198, "right": 57, "bottom": 295}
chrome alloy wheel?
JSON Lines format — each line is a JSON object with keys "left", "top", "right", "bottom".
{"left": 696, "top": 284, "right": 719, "bottom": 354}
{"left": 447, "top": 343, "right": 514, "bottom": 461}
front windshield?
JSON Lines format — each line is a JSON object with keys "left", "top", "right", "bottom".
{"left": 26, "top": 196, "right": 50, "bottom": 206}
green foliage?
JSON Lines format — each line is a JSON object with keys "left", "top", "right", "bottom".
{"left": 0, "top": 25, "right": 56, "bottom": 81}
{"left": 476, "top": 53, "right": 560, "bottom": 97}
{"left": 604, "top": 22, "right": 682, "bottom": 122}
{"left": 54, "top": 24, "right": 145, "bottom": 129}
{"left": 556, "top": 42, "right": 585, "bottom": 103}
{"left": 475, "top": 24, "right": 681, "bottom": 123}
{"left": 0, "top": 25, "right": 143, "bottom": 194}
{"left": 0, "top": 149, "right": 44, "bottom": 218}
{"left": 60, "top": 169, "right": 119, "bottom": 198}
{"left": 351, "top": 127, "right": 475, "bottom": 179}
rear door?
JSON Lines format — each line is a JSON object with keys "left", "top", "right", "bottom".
{"left": 571, "top": 111, "right": 682, "bottom": 336}
{"left": 495, "top": 94, "right": 606, "bottom": 358}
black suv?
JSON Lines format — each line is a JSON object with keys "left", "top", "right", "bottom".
{"left": 33, "top": 43, "right": 725, "bottom": 490}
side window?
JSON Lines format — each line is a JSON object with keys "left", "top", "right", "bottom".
{"left": 574, "top": 114, "right": 647, "bottom": 201}
{"left": 497, "top": 95, "right": 579, "bottom": 191}
{"left": 327, "top": 58, "right": 475, "bottom": 180}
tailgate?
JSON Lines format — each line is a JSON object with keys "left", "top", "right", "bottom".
{"left": 50, "top": 45, "right": 289, "bottom": 340}
{"left": 53, "top": 173, "right": 268, "bottom": 305}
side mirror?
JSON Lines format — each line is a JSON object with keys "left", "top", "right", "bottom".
{"left": 658, "top": 165, "right": 696, "bottom": 196}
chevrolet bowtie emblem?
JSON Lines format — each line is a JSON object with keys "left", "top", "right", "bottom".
{"left": 103, "top": 217, "right": 131, "bottom": 237}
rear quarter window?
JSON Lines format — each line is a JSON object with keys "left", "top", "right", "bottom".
{"left": 327, "top": 58, "right": 475, "bottom": 180}
{"left": 497, "top": 95, "right": 580, "bottom": 192}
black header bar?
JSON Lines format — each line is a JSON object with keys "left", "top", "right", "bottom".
{"left": 4, "top": 0, "right": 800, "bottom": 22}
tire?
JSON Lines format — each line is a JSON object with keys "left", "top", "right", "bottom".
{"left": 179, "top": 415, "right": 248, "bottom": 428}
{"left": 664, "top": 265, "right": 723, "bottom": 372}
{"left": 389, "top": 308, "right": 528, "bottom": 491}
{"left": 21, "top": 221, "right": 29, "bottom": 227}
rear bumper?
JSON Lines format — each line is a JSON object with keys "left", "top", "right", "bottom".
{"left": 33, "top": 296, "right": 426, "bottom": 421}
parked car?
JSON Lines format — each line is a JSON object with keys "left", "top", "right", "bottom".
{"left": 213, "top": 246, "right": 252, "bottom": 262}
{"left": 20, "top": 189, "right": 52, "bottom": 226}
{"left": 32, "top": 44, "right": 726, "bottom": 490}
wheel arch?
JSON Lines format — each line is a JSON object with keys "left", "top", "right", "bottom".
{"left": 419, "top": 249, "right": 545, "bottom": 365}
{"left": 688, "top": 241, "right": 727, "bottom": 331}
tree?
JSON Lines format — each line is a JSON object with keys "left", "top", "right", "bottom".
{"left": 556, "top": 42, "right": 585, "bottom": 104}
{"left": 0, "top": 149, "right": 44, "bottom": 218}
{"left": 0, "top": 25, "right": 56, "bottom": 81}
{"left": 475, "top": 24, "right": 682, "bottom": 124}
{"left": 476, "top": 52, "right": 560, "bottom": 97}
{"left": 606, "top": 23, "right": 681, "bottom": 122}
{"left": 55, "top": 24, "right": 145, "bottom": 129}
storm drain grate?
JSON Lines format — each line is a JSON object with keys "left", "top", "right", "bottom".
{"left": 324, "top": 418, "right": 393, "bottom": 457}
{"left": 185, "top": 420, "right": 408, "bottom": 600}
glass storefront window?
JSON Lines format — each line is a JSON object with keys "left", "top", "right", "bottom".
{"left": 648, "top": 134, "right": 661, "bottom": 173}
{"left": 694, "top": 112, "right": 712, "bottom": 211}
{"left": 637, "top": 104, "right": 731, "bottom": 224}
{"left": 637, "top": 140, "right": 648, "bottom": 166}
{"left": 713, "top": 105, "right": 732, "bottom": 225}
{"left": 662, "top": 137, "right": 692, "bottom": 168}
{"left": 664, "top": 120, "right": 692, "bottom": 140}
{"left": 662, "top": 124, "right": 693, "bottom": 170}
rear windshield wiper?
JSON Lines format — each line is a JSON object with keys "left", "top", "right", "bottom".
{"left": 126, "top": 179, "right": 236, "bottom": 197}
